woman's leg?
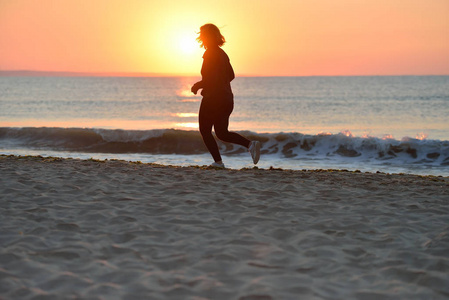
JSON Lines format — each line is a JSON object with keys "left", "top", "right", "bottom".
{"left": 214, "top": 112, "right": 251, "bottom": 148}
{"left": 199, "top": 104, "right": 222, "bottom": 162}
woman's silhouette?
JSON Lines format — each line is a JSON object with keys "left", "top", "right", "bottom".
{"left": 191, "top": 24, "right": 260, "bottom": 168}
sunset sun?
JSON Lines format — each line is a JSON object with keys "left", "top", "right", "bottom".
{"left": 178, "top": 34, "right": 198, "bottom": 55}
{"left": 151, "top": 24, "right": 203, "bottom": 74}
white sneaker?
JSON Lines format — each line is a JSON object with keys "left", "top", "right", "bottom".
{"left": 249, "top": 141, "right": 261, "bottom": 164}
{"left": 210, "top": 161, "right": 225, "bottom": 168}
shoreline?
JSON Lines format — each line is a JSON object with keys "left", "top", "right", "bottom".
{"left": 2, "top": 153, "right": 449, "bottom": 177}
{"left": 1, "top": 154, "right": 448, "bottom": 299}
{"left": 2, "top": 154, "right": 448, "bottom": 184}
{"left": 1, "top": 149, "right": 448, "bottom": 178}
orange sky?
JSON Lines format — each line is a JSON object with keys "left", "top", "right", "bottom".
{"left": 0, "top": 0, "right": 448, "bottom": 76}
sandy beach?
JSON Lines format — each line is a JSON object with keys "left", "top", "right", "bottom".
{"left": 0, "top": 155, "right": 448, "bottom": 300}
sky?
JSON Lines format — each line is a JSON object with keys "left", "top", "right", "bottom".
{"left": 0, "top": 0, "right": 448, "bottom": 76}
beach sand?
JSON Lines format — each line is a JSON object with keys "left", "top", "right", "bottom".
{"left": 0, "top": 155, "right": 448, "bottom": 300}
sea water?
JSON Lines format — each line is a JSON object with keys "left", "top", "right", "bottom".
{"left": 1, "top": 76, "right": 448, "bottom": 176}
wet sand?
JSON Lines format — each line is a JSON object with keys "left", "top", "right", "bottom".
{"left": 1, "top": 155, "right": 448, "bottom": 299}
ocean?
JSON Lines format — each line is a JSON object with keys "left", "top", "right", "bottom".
{"left": 1, "top": 76, "right": 448, "bottom": 176}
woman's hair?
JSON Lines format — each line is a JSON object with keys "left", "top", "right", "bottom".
{"left": 196, "top": 24, "right": 226, "bottom": 49}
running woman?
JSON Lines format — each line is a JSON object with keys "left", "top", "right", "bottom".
{"left": 191, "top": 23, "right": 260, "bottom": 168}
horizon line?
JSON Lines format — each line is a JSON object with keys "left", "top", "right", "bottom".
{"left": 1, "top": 70, "right": 448, "bottom": 78}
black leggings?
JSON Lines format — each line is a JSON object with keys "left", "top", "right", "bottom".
{"left": 199, "top": 98, "right": 250, "bottom": 162}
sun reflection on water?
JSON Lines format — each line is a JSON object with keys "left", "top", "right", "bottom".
{"left": 172, "top": 113, "right": 198, "bottom": 118}
{"left": 179, "top": 98, "right": 200, "bottom": 102}
{"left": 175, "top": 122, "right": 198, "bottom": 129}
{"left": 177, "top": 85, "right": 201, "bottom": 100}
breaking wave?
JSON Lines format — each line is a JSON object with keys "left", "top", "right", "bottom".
{"left": 1, "top": 127, "right": 448, "bottom": 167}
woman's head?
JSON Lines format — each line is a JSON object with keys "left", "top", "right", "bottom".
{"left": 196, "top": 24, "right": 225, "bottom": 49}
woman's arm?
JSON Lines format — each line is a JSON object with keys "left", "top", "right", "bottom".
{"left": 191, "top": 48, "right": 233, "bottom": 95}
{"left": 191, "top": 81, "right": 203, "bottom": 95}
{"left": 229, "top": 62, "right": 235, "bottom": 82}
{"left": 191, "top": 50, "right": 212, "bottom": 95}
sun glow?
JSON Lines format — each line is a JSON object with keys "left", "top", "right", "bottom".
{"left": 147, "top": 11, "right": 204, "bottom": 75}
{"left": 178, "top": 34, "right": 198, "bottom": 55}
{"left": 2, "top": 0, "right": 447, "bottom": 76}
